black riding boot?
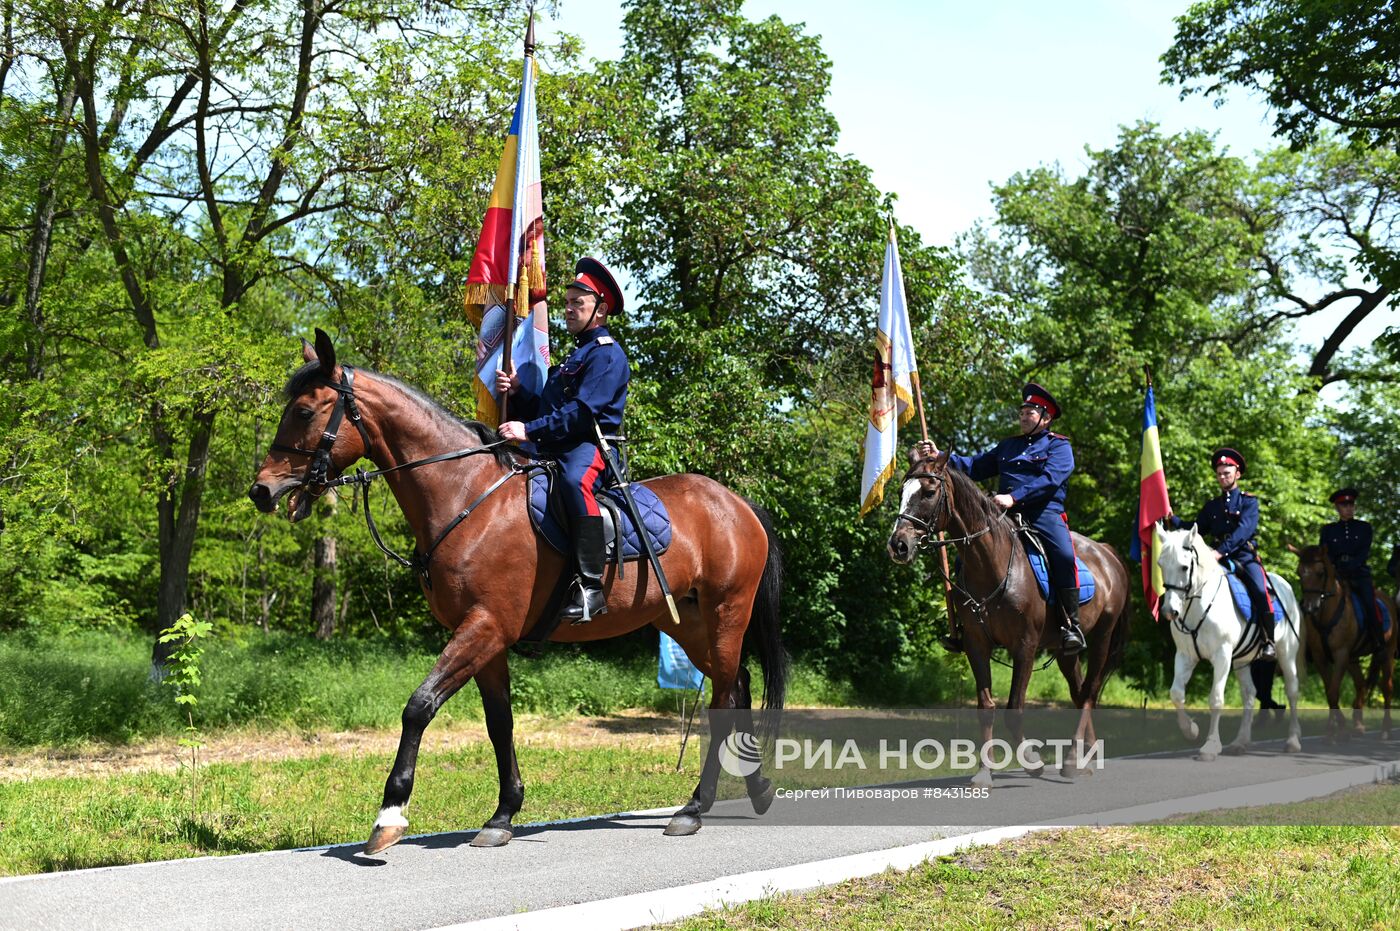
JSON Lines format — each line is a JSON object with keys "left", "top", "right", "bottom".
{"left": 1057, "top": 588, "right": 1086, "bottom": 655}
{"left": 1257, "top": 614, "right": 1277, "bottom": 661}
{"left": 562, "top": 516, "right": 608, "bottom": 624}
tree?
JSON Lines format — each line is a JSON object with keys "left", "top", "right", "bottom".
{"left": 962, "top": 124, "right": 1336, "bottom": 691}
{"left": 1163, "top": 0, "right": 1400, "bottom": 150}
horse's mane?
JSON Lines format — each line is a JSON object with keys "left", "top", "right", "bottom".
{"left": 284, "top": 362, "right": 517, "bottom": 470}
{"left": 943, "top": 462, "right": 1011, "bottom": 532}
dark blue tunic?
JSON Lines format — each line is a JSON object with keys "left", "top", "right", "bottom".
{"left": 511, "top": 326, "right": 629, "bottom": 518}
{"left": 1322, "top": 518, "right": 1378, "bottom": 627}
{"left": 948, "top": 430, "right": 1079, "bottom": 588}
{"left": 1185, "top": 488, "right": 1273, "bottom": 631}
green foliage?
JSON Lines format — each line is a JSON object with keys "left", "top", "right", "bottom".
{"left": 1164, "top": 0, "right": 1400, "bottom": 150}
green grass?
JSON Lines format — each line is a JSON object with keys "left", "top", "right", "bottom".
{"left": 659, "top": 795, "right": 1400, "bottom": 930}
{"left": 0, "top": 738, "right": 707, "bottom": 876}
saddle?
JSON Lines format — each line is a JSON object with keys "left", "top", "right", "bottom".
{"left": 524, "top": 462, "right": 672, "bottom": 569}
{"left": 1014, "top": 524, "right": 1096, "bottom": 606}
{"left": 1349, "top": 591, "right": 1393, "bottom": 642}
{"left": 1221, "top": 564, "right": 1286, "bottom": 661}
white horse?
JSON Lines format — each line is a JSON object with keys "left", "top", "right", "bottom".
{"left": 1155, "top": 522, "right": 1303, "bottom": 759}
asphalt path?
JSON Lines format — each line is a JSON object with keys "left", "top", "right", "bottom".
{"left": 2, "top": 734, "right": 1397, "bottom": 931}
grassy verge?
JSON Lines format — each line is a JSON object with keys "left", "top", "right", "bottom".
{"left": 0, "top": 628, "right": 1355, "bottom": 750}
{"left": 660, "top": 788, "right": 1400, "bottom": 930}
{"left": 0, "top": 736, "right": 707, "bottom": 876}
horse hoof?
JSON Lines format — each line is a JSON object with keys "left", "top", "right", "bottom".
{"left": 469, "top": 827, "right": 513, "bottom": 848}
{"left": 1223, "top": 744, "right": 1246, "bottom": 756}
{"left": 1196, "top": 752, "right": 1217, "bottom": 762}
{"left": 1059, "top": 764, "right": 1094, "bottom": 779}
{"left": 664, "top": 813, "right": 702, "bottom": 836}
{"left": 1285, "top": 738, "right": 1302, "bottom": 753}
{"left": 1025, "top": 764, "right": 1045, "bottom": 778}
{"left": 749, "top": 779, "right": 776, "bottom": 815}
{"left": 969, "top": 771, "right": 993, "bottom": 788}
{"left": 364, "top": 824, "right": 405, "bottom": 856}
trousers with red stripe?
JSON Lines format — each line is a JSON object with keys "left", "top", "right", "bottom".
{"left": 555, "top": 442, "right": 608, "bottom": 519}
{"left": 1023, "top": 508, "right": 1079, "bottom": 594}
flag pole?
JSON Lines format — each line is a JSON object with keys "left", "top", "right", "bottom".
{"left": 500, "top": 7, "right": 536, "bottom": 423}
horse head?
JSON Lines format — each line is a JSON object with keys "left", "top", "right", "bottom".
{"left": 1290, "top": 542, "right": 1335, "bottom": 616}
{"left": 248, "top": 328, "right": 373, "bottom": 523}
{"left": 886, "top": 447, "right": 951, "bottom": 564}
{"left": 1154, "top": 519, "right": 1210, "bottom": 624}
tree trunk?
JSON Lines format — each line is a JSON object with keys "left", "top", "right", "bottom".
{"left": 151, "top": 406, "right": 216, "bottom": 671}
{"left": 312, "top": 528, "right": 337, "bottom": 640}
{"left": 23, "top": 73, "right": 77, "bottom": 379}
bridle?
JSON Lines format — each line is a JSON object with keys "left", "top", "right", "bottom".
{"left": 271, "top": 366, "right": 374, "bottom": 489}
{"left": 895, "top": 459, "right": 1010, "bottom": 629}
{"left": 268, "top": 365, "right": 527, "bottom": 587}
{"left": 1160, "top": 541, "right": 1230, "bottom": 660}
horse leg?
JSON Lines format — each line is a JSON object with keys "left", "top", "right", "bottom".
{"left": 1383, "top": 637, "right": 1396, "bottom": 740}
{"left": 967, "top": 645, "right": 996, "bottom": 788}
{"left": 1054, "top": 652, "right": 1088, "bottom": 779}
{"left": 733, "top": 665, "right": 776, "bottom": 814}
{"left": 1195, "top": 648, "right": 1230, "bottom": 761}
{"left": 1323, "top": 654, "right": 1346, "bottom": 741}
{"left": 1002, "top": 648, "right": 1038, "bottom": 779}
{"left": 468, "top": 652, "right": 524, "bottom": 848}
{"left": 665, "top": 593, "right": 751, "bottom": 837}
{"left": 1225, "top": 663, "right": 1256, "bottom": 755}
{"left": 365, "top": 616, "right": 503, "bottom": 855}
{"left": 1348, "top": 656, "right": 1367, "bottom": 737}
{"left": 1279, "top": 638, "right": 1303, "bottom": 753}
{"left": 1170, "top": 650, "right": 1200, "bottom": 742}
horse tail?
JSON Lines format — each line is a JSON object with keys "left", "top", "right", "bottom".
{"left": 743, "top": 498, "right": 788, "bottom": 712}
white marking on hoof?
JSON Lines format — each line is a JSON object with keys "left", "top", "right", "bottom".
{"left": 374, "top": 805, "right": 408, "bottom": 828}
{"left": 1285, "top": 737, "right": 1302, "bottom": 753}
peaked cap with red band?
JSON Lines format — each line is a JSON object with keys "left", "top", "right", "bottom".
{"left": 1019, "top": 382, "right": 1061, "bottom": 420}
{"left": 1211, "top": 447, "right": 1246, "bottom": 472}
{"left": 1330, "top": 487, "right": 1358, "bottom": 504}
{"left": 565, "top": 257, "right": 624, "bottom": 315}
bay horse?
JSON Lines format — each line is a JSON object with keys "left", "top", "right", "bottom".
{"left": 886, "top": 449, "right": 1132, "bottom": 786}
{"left": 1291, "top": 544, "right": 1396, "bottom": 741}
{"left": 1155, "top": 523, "right": 1303, "bottom": 758}
{"left": 248, "top": 330, "right": 786, "bottom": 852}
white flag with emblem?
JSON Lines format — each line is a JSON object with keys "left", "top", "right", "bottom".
{"left": 859, "top": 225, "right": 919, "bottom": 516}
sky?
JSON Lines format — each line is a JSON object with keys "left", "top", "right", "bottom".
{"left": 531, "top": 0, "right": 1395, "bottom": 385}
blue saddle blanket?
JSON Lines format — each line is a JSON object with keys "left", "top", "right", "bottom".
{"left": 1026, "top": 553, "right": 1095, "bottom": 605}
{"left": 1225, "top": 571, "right": 1286, "bottom": 623}
{"left": 527, "top": 469, "right": 672, "bottom": 560}
{"left": 1350, "top": 591, "right": 1393, "bottom": 638}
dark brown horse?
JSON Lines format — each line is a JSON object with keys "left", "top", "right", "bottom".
{"left": 886, "top": 449, "right": 1131, "bottom": 784}
{"left": 248, "top": 331, "right": 785, "bottom": 852}
{"left": 1292, "top": 544, "right": 1396, "bottom": 740}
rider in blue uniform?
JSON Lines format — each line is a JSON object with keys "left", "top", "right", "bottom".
{"left": 1320, "top": 487, "right": 1382, "bottom": 648}
{"left": 497, "top": 257, "right": 629, "bottom": 623}
{"left": 1176, "top": 447, "right": 1276, "bottom": 661}
{"left": 921, "top": 383, "right": 1086, "bottom": 655}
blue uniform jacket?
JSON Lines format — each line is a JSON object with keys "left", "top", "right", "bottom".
{"left": 1190, "top": 488, "right": 1259, "bottom": 561}
{"left": 1321, "top": 519, "right": 1373, "bottom": 578}
{"left": 948, "top": 429, "right": 1073, "bottom": 517}
{"left": 511, "top": 326, "right": 629, "bottom": 450}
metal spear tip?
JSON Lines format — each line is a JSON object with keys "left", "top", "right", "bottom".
{"left": 524, "top": 5, "right": 536, "bottom": 55}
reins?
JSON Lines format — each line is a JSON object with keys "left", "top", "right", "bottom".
{"left": 275, "top": 366, "right": 532, "bottom": 588}
{"left": 899, "top": 463, "right": 1031, "bottom": 664}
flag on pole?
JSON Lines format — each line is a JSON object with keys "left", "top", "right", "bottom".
{"left": 859, "top": 226, "right": 919, "bottom": 516}
{"left": 658, "top": 631, "right": 704, "bottom": 691}
{"left": 1128, "top": 382, "right": 1172, "bottom": 619}
{"left": 464, "top": 19, "right": 549, "bottom": 428}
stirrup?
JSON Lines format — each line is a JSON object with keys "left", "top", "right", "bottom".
{"left": 939, "top": 633, "right": 964, "bottom": 654}
{"left": 1258, "top": 638, "right": 1276, "bottom": 661}
{"left": 1060, "top": 624, "right": 1086, "bottom": 656}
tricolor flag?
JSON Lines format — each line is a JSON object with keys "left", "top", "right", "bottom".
{"left": 464, "top": 18, "right": 549, "bottom": 427}
{"left": 859, "top": 226, "right": 919, "bottom": 516}
{"left": 1128, "top": 383, "right": 1172, "bottom": 618}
